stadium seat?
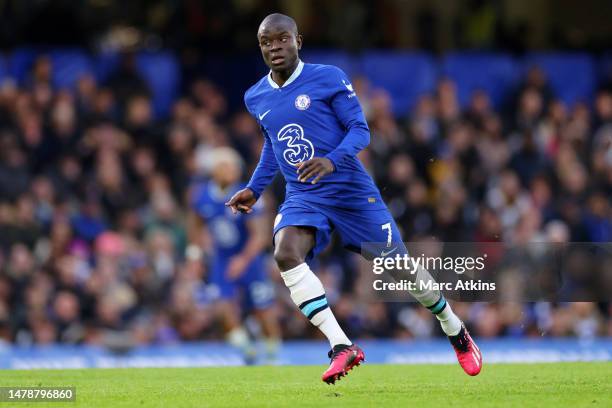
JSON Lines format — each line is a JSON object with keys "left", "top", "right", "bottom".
{"left": 49, "top": 49, "right": 94, "bottom": 90}
{"left": 300, "top": 49, "right": 359, "bottom": 78}
{"left": 0, "top": 54, "right": 7, "bottom": 83}
{"left": 360, "top": 51, "right": 436, "bottom": 116}
{"left": 441, "top": 52, "right": 520, "bottom": 109}
{"left": 8, "top": 47, "right": 38, "bottom": 85}
{"left": 600, "top": 51, "right": 612, "bottom": 84}
{"left": 7, "top": 48, "right": 94, "bottom": 90}
{"left": 524, "top": 53, "right": 596, "bottom": 107}
{"left": 197, "top": 52, "right": 268, "bottom": 110}
{"left": 93, "top": 51, "right": 122, "bottom": 83}
{"left": 92, "top": 51, "right": 181, "bottom": 118}
{"left": 136, "top": 51, "right": 180, "bottom": 118}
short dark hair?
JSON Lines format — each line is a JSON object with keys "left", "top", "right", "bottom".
{"left": 259, "top": 13, "right": 298, "bottom": 35}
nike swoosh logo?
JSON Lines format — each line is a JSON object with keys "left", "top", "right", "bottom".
{"left": 380, "top": 247, "right": 397, "bottom": 257}
{"left": 258, "top": 109, "right": 271, "bottom": 120}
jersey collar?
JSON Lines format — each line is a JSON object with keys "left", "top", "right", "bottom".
{"left": 267, "top": 60, "right": 304, "bottom": 89}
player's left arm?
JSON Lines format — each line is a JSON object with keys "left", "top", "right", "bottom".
{"left": 225, "top": 202, "right": 269, "bottom": 280}
{"left": 297, "top": 67, "right": 370, "bottom": 184}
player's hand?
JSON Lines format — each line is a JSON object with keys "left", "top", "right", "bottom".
{"left": 226, "top": 255, "right": 249, "bottom": 280}
{"left": 296, "top": 157, "right": 335, "bottom": 184}
{"left": 225, "top": 188, "right": 257, "bottom": 214}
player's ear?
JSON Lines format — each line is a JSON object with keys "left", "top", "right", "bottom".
{"left": 296, "top": 34, "right": 303, "bottom": 50}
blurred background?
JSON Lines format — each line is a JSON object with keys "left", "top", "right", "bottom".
{"left": 0, "top": 0, "right": 611, "bottom": 366}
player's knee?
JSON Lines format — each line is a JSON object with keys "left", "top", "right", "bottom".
{"left": 273, "top": 246, "right": 305, "bottom": 271}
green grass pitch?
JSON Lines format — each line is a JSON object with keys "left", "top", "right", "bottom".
{"left": 0, "top": 363, "right": 610, "bottom": 407}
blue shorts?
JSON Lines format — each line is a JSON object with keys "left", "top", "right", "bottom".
{"left": 273, "top": 198, "right": 408, "bottom": 261}
{"left": 210, "top": 254, "right": 275, "bottom": 310}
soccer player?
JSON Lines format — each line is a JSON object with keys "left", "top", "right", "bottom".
{"left": 226, "top": 13, "right": 482, "bottom": 382}
{"left": 189, "top": 147, "right": 281, "bottom": 363}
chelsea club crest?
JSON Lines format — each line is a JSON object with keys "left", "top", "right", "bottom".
{"left": 294, "top": 94, "right": 311, "bottom": 110}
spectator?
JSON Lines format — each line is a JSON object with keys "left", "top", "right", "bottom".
{"left": 0, "top": 53, "right": 609, "bottom": 345}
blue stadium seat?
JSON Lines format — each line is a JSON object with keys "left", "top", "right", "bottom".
{"left": 524, "top": 53, "right": 596, "bottom": 106}
{"left": 93, "top": 51, "right": 121, "bottom": 83}
{"left": 49, "top": 49, "right": 94, "bottom": 90}
{"left": 136, "top": 51, "right": 180, "bottom": 118}
{"left": 600, "top": 51, "right": 612, "bottom": 83}
{"left": 300, "top": 50, "right": 359, "bottom": 78}
{"left": 198, "top": 52, "right": 267, "bottom": 111}
{"left": 8, "top": 48, "right": 94, "bottom": 90}
{"left": 361, "top": 51, "right": 436, "bottom": 116}
{"left": 8, "top": 47, "right": 38, "bottom": 85}
{"left": 0, "top": 54, "right": 7, "bottom": 83}
{"left": 442, "top": 52, "right": 520, "bottom": 109}
{"left": 92, "top": 51, "right": 181, "bottom": 118}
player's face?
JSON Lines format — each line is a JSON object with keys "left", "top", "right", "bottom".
{"left": 257, "top": 23, "right": 302, "bottom": 72}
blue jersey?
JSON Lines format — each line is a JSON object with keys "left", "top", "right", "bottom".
{"left": 244, "top": 61, "right": 385, "bottom": 210}
{"left": 190, "top": 180, "right": 273, "bottom": 309}
{"left": 190, "top": 181, "right": 264, "bottom": 256}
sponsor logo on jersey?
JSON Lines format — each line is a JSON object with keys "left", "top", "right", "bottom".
{"left": 277, "top": 123, "right": 315, "bottom": 165}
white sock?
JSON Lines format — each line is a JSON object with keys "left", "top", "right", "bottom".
{"left": 227, "top": 327, "right": 255, "bottom": 354}
{"left": 280, "top": 263, "right": 351, "bottom": 348}
{"left": 403, "top": 265, "right": 462, "bottom": 336}
{"left": 435, "top": 301, "right": 463, "bottom": 336}
{"left": 264, "top": 337, "right": 281, "bottom": 359}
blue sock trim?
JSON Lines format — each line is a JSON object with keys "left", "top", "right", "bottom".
{"left": 298, "top": 294, "right": 326, "bottom": 309}
{"left": 427, "top": 296, "right": 447, "bottom": 315}
{"left": 301, "top": 298, "right": 328, "bottom": 318}
{"left": 306, "top": 304, "right": 329, "bottom": 320}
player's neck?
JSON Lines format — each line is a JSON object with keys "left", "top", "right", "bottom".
{"left": 271, "top": 59, "right": 300, "bottom": 87}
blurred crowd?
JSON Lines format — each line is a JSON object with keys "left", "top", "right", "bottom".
{"left": 2, "top": 0, "right": 610, "bottom": 53}
{"left": 0, "top": 52, "right": 610, "bottom": 349}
